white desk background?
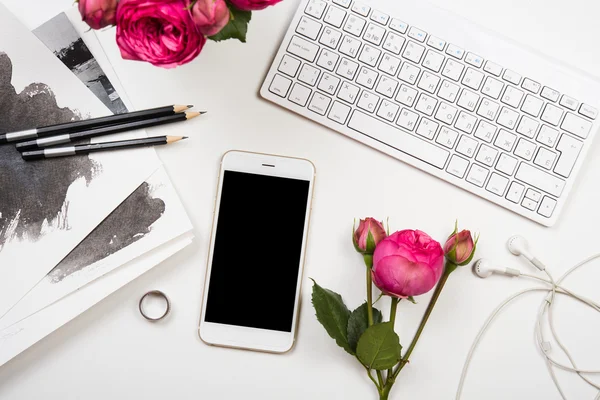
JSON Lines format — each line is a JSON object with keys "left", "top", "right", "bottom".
{"left": 1, "top": 0, "right": 599, "bottom": 399}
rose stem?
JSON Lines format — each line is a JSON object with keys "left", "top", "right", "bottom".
{"left": 365, "top": 263, "right": 384, "bottom": 388}
{"left": 386, "top": 297, "right": 399, "bottom": 382}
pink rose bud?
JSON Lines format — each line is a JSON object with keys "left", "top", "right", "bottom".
{"left": 228, "top": 0, "right": 282, "bottom": 11}
{"left": 78, "top": 0, "right": 118, "bottom": 30}
{"left": 191, "top": 0, "right": 230, "bottom": 36}
{"left": 353, "top": 218, "right": 387, "bottom": 254}
{"left": 372, "top": 230, "right": 444, "bottom": 298}
{"left": 444, "top": 229, "right": 477, "bottom": 266}
{"left": 116, "top": 0, "right": 206, "bottom": 69}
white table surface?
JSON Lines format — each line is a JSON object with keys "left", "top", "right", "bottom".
{"left": 1, "top": 0, "right": 600, "bottom": 399}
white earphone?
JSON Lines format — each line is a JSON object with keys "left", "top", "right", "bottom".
{"left": 473, "top": 259, "right": 520, "bottom": 278}
{"left": 507, "top": 234, "right": 546, "bottom": 270}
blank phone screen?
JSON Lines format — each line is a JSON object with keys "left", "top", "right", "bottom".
{"left": 204, "top": 170, "right": 310, "bottom": 332}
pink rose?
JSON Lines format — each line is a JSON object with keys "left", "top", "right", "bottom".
{"left": 444, "top": 229, "right": 476, "bottom": 266}
{"left": 78, "top": 0, "right": 118, "bottom": 29}
{"left": 228, "top": 0, "right": 282, "bottom": 11}
{"left": 372, "top": 230, "right": 444, "bottom": 298}
{"left": 191, "top": 0, "right": 230, "bottom": 36}
{"left": 353, "top": 218, "right": 386, "bottom": 253}
{"left": 116, "top": 0, "right": 206, "bottom": 69}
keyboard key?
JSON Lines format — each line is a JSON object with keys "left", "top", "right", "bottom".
{"left": 506, "top": 181, "right": 525, "bottom": 203}
{"left": 287, "top": 36, "right": 319, "bottom": 62}
{"left": 482, "top": 77, "right": 504, "bottom": 100}
{"left": 462, "top": 68, "right": 484, "bottom": 90}
{"left": 308, "top": 92, "right": 332, "bottom": 115}
{"left": 376, "top": 76, "right": 399, "bottom": 98}
{"left": 501, "top": 86, "right": 524, "bottom": 108}
{"left": 494, "top": 129, "right": 517, "bottom": 152}
{"left": 477, "top": 99, "right": 500, "bottom": 121}
{"left": 378, "top": 53, "right": 401, "bottom": 76}
{"left": 496, "top": 153, "right": 518, "bottom": 175}
{"left": 422, "top": 50, "right": 445, "bottom": 73}
{"left": 317, "top": 72, "right": 341, "bottom": 95}
{"left": 396, "top": 84, "right": 418, "bottom": 106}
{"left": 356, "top": 66, "right": 378, "bottom": 89}
{"left": 357, "top": 90, "right": 380, "bottom": 113}
{"left": 337, "top": 81, "right": 360, "bottom": 104}
{"left": 351, "top": 2, "right": 370, "bottom": 17}
{"left": 446, "top": 43, "right": 465, "bottom": 59}
{"left": 516, "top": 116, "right": 539, "bottom": 139}
{"left": 336, "top": 58, "right": 359, "bottom": 80}
{"left": 417, "top": 71, "right": 440, "bottom": 94}
{"left": 398, "top": 62, "right": 420, "bottom": 85}
{"left": 465, "top": 52, "right": 484, "bottom": 68}
{"left": 359, "top": 45, "right": 382, "bottom": 66}
{"left": 278, "top": 54, "right": 301, "bottom": 77}
{"left": 538, "top": 196, "right": 557, "bottom": 218}
{"left": 305, "top": 0, "right": 327, "bottom": 19}
{"left": 438, "top": 80, "right": 460, "bottom": 103}
{"left": 502, "top": 69, "right": 522, "bottom": 85}
{"left": 319, "top": 27, "right": 342, "bottom": 49}
{"left": 522, "top": 78, "right": 541, "bottom": 93}
{"left": 269, "top": 74, "right": 292, "bottom": 97}
{"left": 513, "top": 138, "right": 536, "bottom": 161}
{"left": 364, "top": 23, "right": 386, "bottom": 45}
{"left": 427, "top": 36, "right": 446, "bottom": 51}
{"left": 377, "top": 99, "right": 400, "bottom": 122}
{"left": 455, "top": 111, "right": 477, "bottom": 134}
{"left": 540, "top": 87, "right": 560, "bottom": 102}
{"left": 534, "top": 147, "right": 556, "bottom": 170}
{"left": 324, "top": 6, "right": 346, "bottom": 27}
{"left": 474, "top": 120, "right": 497, "bottom": 143}
{"left": 348, "top": 110, "right": 450, "bottom": 168}
{"left": 298, "top": 64, "right": 321, "bottom": 86}
{"left": 457, "top": 89, "right": 479, "bottom": 112}
{"left": 579, "top": 103, "right": 598, "bottom": 120}
{"left": 332, "top": 0, "right": 351, "bottom": 8}
{"left": 339, "top": 36, "right": 361, "bottom": 58}
{"left": 559, "top": 95, "right": 578, "bottom": 111}
{"left": 466, "top": 164, "right": 489, "bottom": 187}
{"left": 415, "top": 93, "right": 437, "bottom": 116}
{"left": 288, "top": 83, "right": 312, "bottom": 106}
{"left": 497, "top": 107, "right": 519, "bottom": 130}
{"left": 515, "top": 163, "right": 565, "bottom": 197}
{"left": 297, "top": 16, "right": 323, "bottom": 40}
{"left": 343, "top": 14, "right": 367, "bottom": 36}
{"left": 383, "top": 32, "right": 406, "bottom": 55}
{"left": 554, "top": 134, "right": 582, "bottom": 177}
{"left": 370, "top": 10, "right": 389, "bottom": 25}
{"left": 316, "top": 49, "right": 340, "bottom": 71}
{"left": 436, "top": 127, "right": 459, "bottom": 149}
{"left": 486, "top": 173, "right": 509, "bottom": 196}
{"left": 484, "top": 61, "right": 502, "bottom": 76}
{"left": 540, "top": 104, "right": 563, "bottom": 126}
{"left": 441, "top": 59, "right": 464, "bottom": 81}
{"left": 434, "top": 102, "right": 458, "bottom": 125}
{"left": 328, "top": 100, "right": 351, "bottom": 124}
{"left": 447, "top": 155, "right": 469, "bottom": 178}
{"left": 456, "top": 135, "right": 478, "bottom": 157}
{"left": 389, "top": 18, "right": 408, "bottom": 33}
{"left": 416, "top": 118, "right": 439, "bottom": 139}
{"left": 521, "top": 197, "right": 537, "bottom": 211}
{"left": 397, "top": 108, "right": 419, "bottom": 131}
{"left": 476, "top": 144, "right": 498, "bottom": 166}
{"left": 521, "top": 95, "right": 544, "bottom": 117}
{"left": 408, "top": 26, "right": 427, "bottom": 42}
{"left": 403, "top": 41, "right": 425, "bottom": 63}
{"left": 561, "top": 113, "right": 592, "bottom": 139}
{"left": 536, "top": 125, "right": 559, "bottom": 147}
{"left": 525, "top": 189, "right": 540, "bottom": 202}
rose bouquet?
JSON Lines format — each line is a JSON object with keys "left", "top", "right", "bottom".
{"left": 312, "top": 219, "right": 478, "bottom": 399}
{"left": 77, "top": 0, "right": 282, "bottom": 68}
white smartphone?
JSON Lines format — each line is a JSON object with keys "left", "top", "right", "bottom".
{"left": 199, "top": 151, "right": 315, "bottom": 353}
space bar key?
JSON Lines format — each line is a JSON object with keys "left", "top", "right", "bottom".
{"left": 347, "top": 111, "right": 449, "bottom": 169}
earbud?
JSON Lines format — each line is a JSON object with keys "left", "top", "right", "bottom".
{"left": 473, "top": 259, "right": 521, "bottom": 279}
{"left": 507, "top": 235, "right": 546, "bottom": 271}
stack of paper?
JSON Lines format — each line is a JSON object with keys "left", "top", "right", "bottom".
{"left": 0, "top": 4, "right": 193, "bottom": 367}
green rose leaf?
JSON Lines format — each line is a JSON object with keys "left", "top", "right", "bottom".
{"left": 311, "top": 279, "right": 353, "bottom": 355}
{"left": 208, "top": 6, "right": 252, "bottom": 43}
{"left": 356, "top": 322, "right": 402, "bottom": 370}
{"left": 347, "top": 302, "right": 382, "bottom": 352}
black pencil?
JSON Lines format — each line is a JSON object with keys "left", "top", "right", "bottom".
{"left": 0, "top": 104, "right": 193, "bottom": 144}
{"left": 21, "top": 136, "right": 188, "bottom": 161}
{"left": 16, "top": 111, "right": 201, "bottom": 151}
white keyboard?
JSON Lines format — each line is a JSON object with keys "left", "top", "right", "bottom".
{"left": 260, "top": 0, "right": 600, "bottom": 226}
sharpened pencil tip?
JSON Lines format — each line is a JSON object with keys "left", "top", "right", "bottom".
{"left": 182, "top": 136, "right": 189, "bottom": 140}
{"left": 185, "top": 111, "right": 201, "bottom": 119}
{"left": 200, "top": 111, "right": 207, "bottom": 114}
{"left": 187, "top": 105, "right": 194, "bottom": 108}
